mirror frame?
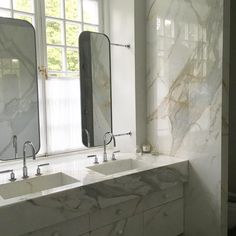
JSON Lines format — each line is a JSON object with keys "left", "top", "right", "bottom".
{"left": 79, "top": 31, "right": 112, "bottom": 147}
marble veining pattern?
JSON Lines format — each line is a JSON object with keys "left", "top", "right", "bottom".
{"left": 146, "top": 0, "right": 225, "bottom": 235}
{"left": 0, "top": 153, "right": 188, "bottom": 236}
{"left": 91, "top": 33, "right": 111, "bottom": 145}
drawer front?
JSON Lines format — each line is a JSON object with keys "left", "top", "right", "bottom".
{"left": 136, "top": 183, "right": 183, "bottom": 213}
{"left": 23, "top": 214, "right": 89, "bottom": 236}
{"left": 90, "top": 198, "right": 139, "bottom": 231}
{"left": 90, "top": 214, "right": 143, "bottom": 236}
{"left": 144, "top": 199, "right": 184, "bottom": 236}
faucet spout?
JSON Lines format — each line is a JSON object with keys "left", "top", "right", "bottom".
{"left": 103, "top": 132, "right": 116, "bottom": 162}
{"left": 22, "top": 141, "right": 36, "bottom": 179}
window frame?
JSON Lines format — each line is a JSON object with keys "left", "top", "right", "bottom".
{"left": 42, "top": 0, "right": 103, "bottom": 77}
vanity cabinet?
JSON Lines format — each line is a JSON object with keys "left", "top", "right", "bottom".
{"left": 22, "top": 184, "right": 184, "bottom": 236}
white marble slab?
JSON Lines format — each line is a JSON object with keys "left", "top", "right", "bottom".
{"left": 0, "top": 152, "right": 188, "bottom": 236}
{"left": 0, "top": 152, "right": 188, "bottom": 207}
{"left": 146, "top": 0, "right": 226, "bottom": 235}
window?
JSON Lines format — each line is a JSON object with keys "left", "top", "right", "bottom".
{"left": 0, "top": 0, "right": 102, "bottom": 155}
{"left": 45, "top": 0, "right": 100, "bottom": 77}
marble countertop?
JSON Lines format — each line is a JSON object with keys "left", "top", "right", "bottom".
{"left": 0, "top": 151, "right": 188, "bottom": 207}
{"left": 0, "top": 151, "right": 189, "bottom": 236}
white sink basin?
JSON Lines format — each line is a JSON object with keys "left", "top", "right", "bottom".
{"left": 87, "top": 158, "right": 149, "bottom": 175}
{"left": 0, "top": 172, "right": 78, "bottom": 200}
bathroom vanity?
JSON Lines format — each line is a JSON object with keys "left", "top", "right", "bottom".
{"left": 0, "top": 153, "right": 188, "bottom": 236}
{"left": 0, "top": 17, "right": 188, "bottom": 236}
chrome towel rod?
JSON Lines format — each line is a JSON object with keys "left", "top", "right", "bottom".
{"left": 111, "top": 43, "right": 131, "bottom": 48}
{"left": 114, "top": 131, "right": 132, "bottom": 137}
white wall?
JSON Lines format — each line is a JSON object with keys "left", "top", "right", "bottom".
{"left": 105, "top": 0, "right": 146, "bottom": 152}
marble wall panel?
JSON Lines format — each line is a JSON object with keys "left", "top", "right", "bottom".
{"left": 146, "top": 0, "right": 225, "bottom": 235}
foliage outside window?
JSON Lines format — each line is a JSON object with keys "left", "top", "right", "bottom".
{"left": 45, "top": 0, "right": 100, "bottom": 77}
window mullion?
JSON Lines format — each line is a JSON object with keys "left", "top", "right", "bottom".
{"left": 98, "top": 0, "right": 103, "bottom": 32}
{"left": 37, "top": 0, "right": 47, "bottom": 67}
{"left": 62, "top": 0, "right": 67, "bottom": 72}
{"left": 10, "top": 0, "right": 13, "bottom": 17}
{"left": 81, "top": 0, "right": 84, "bottom": 30}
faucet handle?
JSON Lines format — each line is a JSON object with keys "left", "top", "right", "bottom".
{"left": 88, "top": 154, "right": 99, "bottom": 164}
{"left": 36, "top": 163, "right": 50, "bottom": 176}
{"left": 112, "top": 150, "right": 120, "bottom": 161}
{"left": 0, "top": 169, "right": 16, "bottom": 182}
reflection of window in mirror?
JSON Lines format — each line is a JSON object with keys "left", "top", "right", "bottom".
{"left": 0, "top": 0, "right": 102, "bottom": 155}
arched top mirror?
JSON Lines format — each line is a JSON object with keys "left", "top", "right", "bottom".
{"left": 0, "top": 17, "right": 40, "bottom": 160}
{"left": 79, "top": 31, "right": 112, "bottom": 147}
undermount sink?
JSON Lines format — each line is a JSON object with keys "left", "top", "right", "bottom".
{"left": 0, "top": 172, "right": 78, "bottom": 200}
{"left": 87, "top": 158, "right": 149, "bottom": 175}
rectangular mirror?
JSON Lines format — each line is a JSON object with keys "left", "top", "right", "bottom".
{"left": 0, "top": 17, "right": 40, "bottom": 160}
{"left": 79, "top": 31, "right": 112, "bottom": 147}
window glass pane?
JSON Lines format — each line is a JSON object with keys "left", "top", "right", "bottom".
{"left": 0, "top": 9, "right": 11, "bottom": 17}
{"left": 84, "top": 24, "right": 98, "bottom": 32}
{"left": 46, "top": 19, "right": 64, "bottom": 45}
{"left": 47, "top": 47, "right": 63, "bottom": 71}
{"left": 67, "top": 49, "right": 79, "bottom": 71}
{"left": 66, "top": 23, "right": 81, "bottom": 46}
{"left": 65, "top": 0, "right": 81, "bottom": 21}
{"left": 14, "top": 13, "right": 34, "bottom": 25}
{"left": 13, "top": 0, "right": 34, "bottom": 13}
{"left": 45, "top": 0, "right": 62, "bottom": 18}
{"left": 0, "top": 1, "right": 11, "bottom": 9}
{"left": 83, "top": 0, "right": 98, "bottom": 24}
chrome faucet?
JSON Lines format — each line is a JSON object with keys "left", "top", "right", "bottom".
{"left": 22, "top": 141, "right": 36, "bottom": 179}
{"left": 103, "top": 132, "right": 116, "bottom": 162}
{"left": 12, "top": 135, "right": 18, "bottom": 159}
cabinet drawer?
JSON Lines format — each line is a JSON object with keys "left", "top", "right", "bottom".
{"left": 23, "top": 214, "right": 89, "bottom": 236}
{"left": 136, "top": 183, "right": 183, "bottom": 212}
{"left": 90, "top": 198, "right": 139, "bottom": 231}
{"left": 90, "top": 214, "right": 143, "bottom": 236}
{"left": 144, "top": 199, "right": 184, "bottom": 236}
